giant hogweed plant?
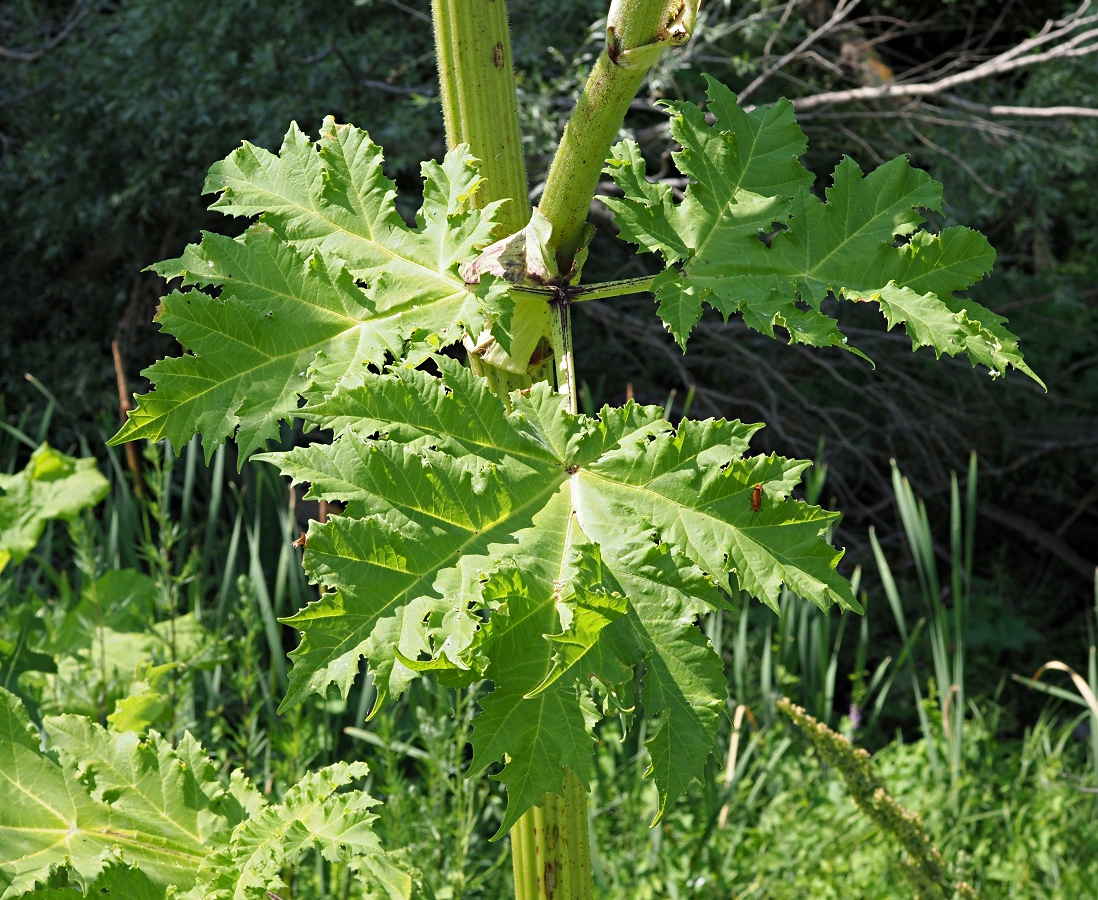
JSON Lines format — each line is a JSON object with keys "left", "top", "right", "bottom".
{"left": 1, "top": 1, "right": 1039, "bottom": 898}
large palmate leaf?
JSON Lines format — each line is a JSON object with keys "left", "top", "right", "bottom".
{"left": 603, "top": 76, "right": 1040, "bottom": 385}
{"left": 0, "top": 689, "right": 407, "bottom": 900}
{"left": 0, "top": 688, "right": 230, "bottom": 898}
{"left": 262, "top": 358, "right": 858, "bottom": 829}
{"left": 110, "top": 120, "right": 511, "bottom": 460}
{"left": 0, "top": 445, "right": 109, "bottom": 575}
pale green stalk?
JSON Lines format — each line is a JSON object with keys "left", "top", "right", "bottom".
{"left": 431, "top": 2, "right": 695, "bottom": 894}
{"left": 430, "top": 2, "right": 586, "bottom": 894}
{"left": 434, "top": 0, "right": 549, "bottom": 389}
{"left": 433, "top": 0, "right": 530, "bottom": 238}
{"left": 512, "top": 771, "right": 593, "bottom": 900}
{"left": 549, "top": 292, "right": 579, "bottom": 413}
{"left": 538, "top": 0, "right": 696, "bottom": 270}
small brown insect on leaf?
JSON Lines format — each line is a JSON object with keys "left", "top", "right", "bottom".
{"left": 292, "top": 532, "right": 308, "bottom": 549}
{"left": 750, "top": 483, "right": 764, "bottom": 523}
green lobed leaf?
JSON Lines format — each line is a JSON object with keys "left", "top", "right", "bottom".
{"left": 0, "top": 687, "right": 232, "bottom": 899}
{"left": 0, "top": 689, "right": 405, "bottom": 900}
{"left": 604, "top": 76, "right": 1040, "bottom": 385}
{"left": 0, "top": 445, "right": 109, "bottom": 574}
{"left": 526, "top": 541, "right": 631, "bottom": 699}
{"left": 105, "top": 661, "right": 178, "bottom": 734}
{"left": 261, "top": 359, "right": 857, "bottom": 826}
{"left": 594, "top": 533, "right": 729, "bottom": 824}
{"left": 13, "top": 865, "right": 162, "bottom": 900}
{"left": 196, "top": 762, "right": 410, "bottom": 900}
{"left": 110, "top": 121, "right": 509, "bottom": 461}
{"left": 465, "top": 511, "right": 603, "bottom": 837}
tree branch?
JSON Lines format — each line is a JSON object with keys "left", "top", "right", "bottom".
{"left": 940, "top": 92, "right": 1098, "bottom": 119}
{"left": 738, "top": 0, "right": 861, "bottom": 105}
{"left": 979, "top": 501, "right": 1096, "bottom": 580}
{"left": 792, "top": 2, "right": 1098, "bottom": 112}
{"left": 0, "top": 2, "right": 89, "bottom": 62}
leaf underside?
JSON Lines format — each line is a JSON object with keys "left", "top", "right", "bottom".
{"left": 263, "top": 359, "right": 858, "bottom": 833}
{"left": 603, "top": 76, "right": 1041, "bottom": 387}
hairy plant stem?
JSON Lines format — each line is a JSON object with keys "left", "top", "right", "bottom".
{"left": 538, "top": 0, "right": 696, "bottom": 270}
{"left": 431, "top": 2, "right": 592, "bottom": 896}
{"left": 511, "top": 770, "right": 593, "bottom": 900}
{"left": 434, "top": 0, "right": 549, "bottom": 387}
{"left": 433, "top": 2, "right": 693, "bottom": 896}
{"left": 432, "top": 0, "right": 530, "bottom": 237}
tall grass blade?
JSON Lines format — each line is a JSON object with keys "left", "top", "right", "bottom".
{"left": 201, "top": 443, "right": 227, "bottom": 578}
{"left": 870, "top": 525, "right": 940, "bottom": 772}
{"left": 215, "top": 507, "right": 244, "bottom": 628}
{"left": 246, "top": 494, "right": 288, "bottom": 688}
{"left": 0, "top": 420, "right": 37, "bottom": 452}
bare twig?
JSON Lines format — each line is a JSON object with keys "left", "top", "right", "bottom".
{"left": 381, "top": 0, "right": 431, "bottom": 24}
{"left": 761, "top": 0, "right": 800, "bottom": 70}
{"left": 940, "top": 92, "right": 1098, "bottom": 119}
{"left": 111, "top": 340, "right": 144, "bottom": 499}
{"left": 0, "top": 2, "right": 89, "bottom": 62}
{"left": 359, "top": 78, "right": 436, "bottom": 97}
{"left": 739, "top": 0, "right": 863, "bottom": 105}
{"left": 903, "top": 121, "right": 1008, "bottom": 197}
{"left": 792, "top": 2, "right": 1098, "bottom": 112}
{"left": 979, "top": 501, "right": 1095, "bottom": 578}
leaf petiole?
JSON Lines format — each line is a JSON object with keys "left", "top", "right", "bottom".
{"left": 509, "top": 274, "right": 657, "bottom": 304}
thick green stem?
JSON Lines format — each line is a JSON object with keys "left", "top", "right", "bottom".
{"left": 433, "top": 0, "right": 530, "bottom": 236}
{"left": 538, "top": 0, "right": 695, "bottom": 269}
{"left": 432, "top": 3, "right": 694, "bottom": 898}
{"left": 435, "top": 0, "right": 551, "bottom": 383}
{"left": 512, "top": 770, "right": 593, "bottom": 900}
{"left": 432, "top": 4, "right": 594, "bottom": 898}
